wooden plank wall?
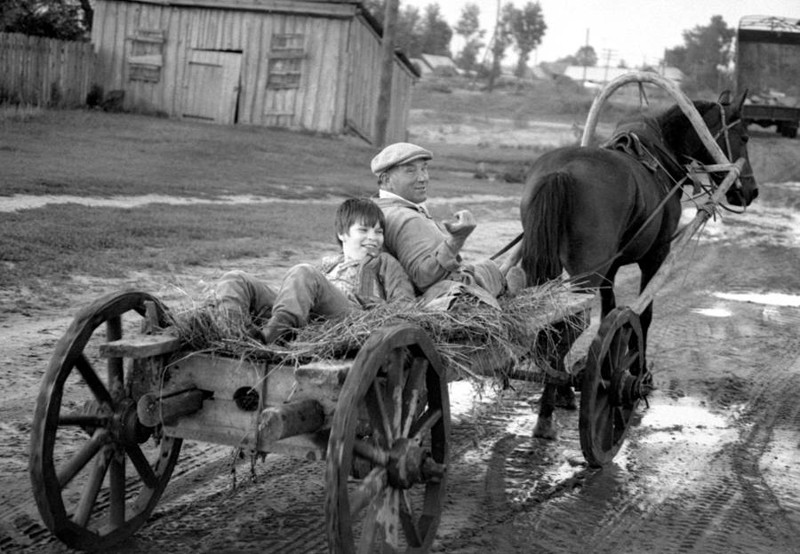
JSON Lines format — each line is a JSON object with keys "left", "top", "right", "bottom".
{"left": 0, "top": 33, "right": 95, "bottom": 107}
{"left": 344, "top": 15, "right": 415, "bottom": 144}
{"left": 91, "top": 0, "right": 414, "bottom": 140}
{"left": 92, "top": 0, "right": 352, "bottom": 132}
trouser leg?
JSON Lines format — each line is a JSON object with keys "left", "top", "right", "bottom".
{"left": 215, "top": 270, "right": 277, "bottom": 323}
{"left": 270, "top": 263, "right": 355, "bottom": 327}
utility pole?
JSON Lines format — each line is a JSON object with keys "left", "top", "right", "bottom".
{"left": 581, "top": 28, "right": 589, "bottom": 87}
{"left": 374, "top": 0, "right": 399, "bottom": 148}
{"left": 602, "top": 48, "right": 615, "bottom": 83}
{"left": 486, "top": 0, "right": 502, "bottom": 93}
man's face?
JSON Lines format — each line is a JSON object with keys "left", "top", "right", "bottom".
{"left": 383, "top": 159, "right": 429, "bottom": 204}
{"left": 338, "top": 220, "right": 384, "bottom": 261}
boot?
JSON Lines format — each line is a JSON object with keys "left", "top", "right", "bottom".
{"left": 505, "top": 265, "right": 527, "bottom": 296}
{"left": 258, "top": 312, "right": 295, "bottom": 345}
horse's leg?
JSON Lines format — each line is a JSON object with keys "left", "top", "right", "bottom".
{"left": 636, "top": 257, "right": 665, "bottom": 374}
{"left": 569, "top": 265, "right": 619, "bottom": 379}
{"left": 533, "top": 312, "right": 589, "bottom": 438}
{"left": 534, "top": 382, "right": 559, "bottom": 440}
{"left": 598, "top": 265, "right": 620, "bottom": 319}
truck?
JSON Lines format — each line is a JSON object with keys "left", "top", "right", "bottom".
{"left": 736, "top": 15, "right": 800, "bottom": 138}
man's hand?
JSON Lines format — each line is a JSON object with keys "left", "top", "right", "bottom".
{"left": 444, "top": 209, "right": 476, "bottom": 253}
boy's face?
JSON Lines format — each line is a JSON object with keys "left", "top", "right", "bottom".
{"left": 338, "top": 220, "right": 384, "bottom": 261}
{"left": 383, "top": 159, "right": 429, "bottom": 204}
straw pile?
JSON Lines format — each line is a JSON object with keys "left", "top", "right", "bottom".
{"left": 166, "top": 282, "right": 584, "bottom": 383}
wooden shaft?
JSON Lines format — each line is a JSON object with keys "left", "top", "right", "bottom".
{"left": 630, "top": 157, "right": 745, "bottom": 316}
{"left": 259, "top": 399, "right": 325, "bottom": 442}
{"left": 581, "top": 71, "right": 733, "bottom": 168}
{"left": 137, "top": 388, "right": 205, "bottom": 427}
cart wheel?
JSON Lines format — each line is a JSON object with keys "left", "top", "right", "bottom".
{"left": 326, "top": 324, "right": 449, "bottom": 553}
{"left": 579, "top": 307, "right": 649, "bottom": 467}
{"left": 29, "top": 290, "right": 182, "bottom": 551}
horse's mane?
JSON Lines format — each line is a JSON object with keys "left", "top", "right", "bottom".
{"left": 657, "top": 100, "right": 719, "bottom": 151}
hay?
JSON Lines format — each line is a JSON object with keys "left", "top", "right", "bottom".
{"left": 165, "top": 281, "right": 585, "bottom": 383}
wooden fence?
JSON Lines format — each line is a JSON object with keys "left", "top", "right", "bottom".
{"left": 0, "top": 33, "right": 95, "bottom": 107}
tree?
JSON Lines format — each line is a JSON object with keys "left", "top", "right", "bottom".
{"left": 575, "top": 45, "right": 598, "bottom": 67}
{"left": 508, "top": 1, "right": 546, "bottom": 78}
{"left": 487, "top": 2, "right": 515, "bottom": 92}
{"left": 454, "top": 3, "right": 484, "bottom": 72}
{"left": 665, "top": 15, "right": 735, "bottom": 91}
{"left": 363, "top": 1, "right": 448, "bottom": 59}
{"left": 418, "top": 4, "right": 452, "bottom": 57}
{"left": 394, "top": 5, "right": 422, "bottom": 58}
{"left": 1, "top": 0, "right": 91, "bottom": 40}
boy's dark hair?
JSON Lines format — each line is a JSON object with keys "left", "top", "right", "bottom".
{"left": 335, "top": 198, "right": 386, "bottom": 246}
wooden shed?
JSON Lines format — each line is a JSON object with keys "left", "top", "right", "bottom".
{"left": 90, "top": 0, "right": 418, "bottom": 143}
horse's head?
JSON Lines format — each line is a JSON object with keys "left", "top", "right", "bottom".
{"left": 689, "top": 92, "right": 759, "bottom": 207}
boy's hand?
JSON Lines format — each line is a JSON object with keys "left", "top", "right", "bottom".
{"left": 444, "top": 210, "right": 476, "bottom": 253}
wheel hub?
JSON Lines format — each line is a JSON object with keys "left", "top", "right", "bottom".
{"left": 611, "top": 370, "right": 653, "bottom": 406}
{"left": 114, "top": 399, "right": 153, "bottom": 445}
{"left": 386, "top": 438, "right": 444, "bottom": 489}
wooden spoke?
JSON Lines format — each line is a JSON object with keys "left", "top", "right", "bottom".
{"left": 356, "top": 486, "right": 384, "bottom": 554}
{"left": 366, "top": 380, "right": 394, "bottom": 446}
{"left": 410, "top": 408, "right": 442, "bottom": 445}
{"left": 384, "top": 348, "right": 405, "bottom": 439}
{"left": 58, "top": 414, "right": 110, "bottom": 428}
{"left": 109, "top": 452, "right": 126, "bottom": 528}
{"left": 29, "top": 291, "right": 182, "bottom": 551}
{"left": 379, "top": 489, "right": 400, "bottom": 549}
{"left": 401, "top": 358, "right": 427, "bottom": 438}
{"left": 57, "top": 429, "right": 109, "bottom": 488}
{"left": 353, "top": 439, "right": 390, "bottom": 467}
{"left": 73, "top": 450, "right": 111, "bottom": 527}
{"left": 350, "top": 468, "right": 389, "bottom": 516}
{"left": 398, "top": 490, "right": 422, "bottom": 548}
{"left": 125, "top": 444, "right": 159, "bottom": 489}
{"left": 75, "top": 354, "right": 113, "bottom": 406}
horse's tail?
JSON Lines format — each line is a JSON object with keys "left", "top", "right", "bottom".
{"left": 520, "top": 172, "right": 572, "bottom": 286}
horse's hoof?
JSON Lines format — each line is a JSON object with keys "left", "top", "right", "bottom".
{"left": 533, "top": 417, "right": 558, "bottom": 440}
{"left": 555, "top": 387, "right": 577, "bottom": 410}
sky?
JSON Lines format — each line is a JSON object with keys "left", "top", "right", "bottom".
{"left": 399, "top": 0, "right": 799, "bottom": 67}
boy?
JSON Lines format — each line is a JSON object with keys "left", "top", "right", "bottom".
{"left": 214, "top": 198, "right": 415, "bottom": 344}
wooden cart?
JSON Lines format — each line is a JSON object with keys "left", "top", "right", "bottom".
{"left": 28, "top": 288, "right": 593, "bottom": 553}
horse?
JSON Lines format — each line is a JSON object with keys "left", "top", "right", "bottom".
{"left": 518, "top": 91, "right": 759, "bottom": 439}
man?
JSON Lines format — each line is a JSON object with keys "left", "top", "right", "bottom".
{"left": 215, "top": 198, "right": 414, "bottom": 344}
{"left": 372, "top": 142, "right": 512, "bottom": 305}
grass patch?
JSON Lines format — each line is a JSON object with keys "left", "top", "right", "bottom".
{"left": 0, "top": 202, "right": 337, "bottom": 283}
{"left": 0, "top": 102, "right": 45, "bottom": 122}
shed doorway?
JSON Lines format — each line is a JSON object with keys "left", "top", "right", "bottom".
{"left": 182, "top": 50, "right": 242, "bottom": 124}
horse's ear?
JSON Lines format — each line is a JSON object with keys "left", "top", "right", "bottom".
{"left": 717, "top": 90, "right": 732, "bottom": 106}
{"left": 733, "top": 89, "right": 748, "bottom": 114}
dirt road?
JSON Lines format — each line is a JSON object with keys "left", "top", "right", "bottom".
{"left": 2, "top": 137, "right": 800, "bottom": 553}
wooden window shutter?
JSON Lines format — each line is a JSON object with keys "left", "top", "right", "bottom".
{"left": 267, "top": 34, "right": 306, "bottom": 90}
{"left": 127, "top": 30, "right": 165, "bottom": 83}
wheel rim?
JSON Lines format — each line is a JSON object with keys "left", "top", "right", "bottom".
{"left": 29, "top": 291, "right": 182, "bottom": 550}
{"left": 326, "top": 324, "right": 449, "bottom": 553}
{"left": 579, "top": 307, "right": 645, "bottom": 467}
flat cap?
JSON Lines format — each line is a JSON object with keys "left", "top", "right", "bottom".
{"left": 371, "top": 142, "right": 432, "bottom": 175}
